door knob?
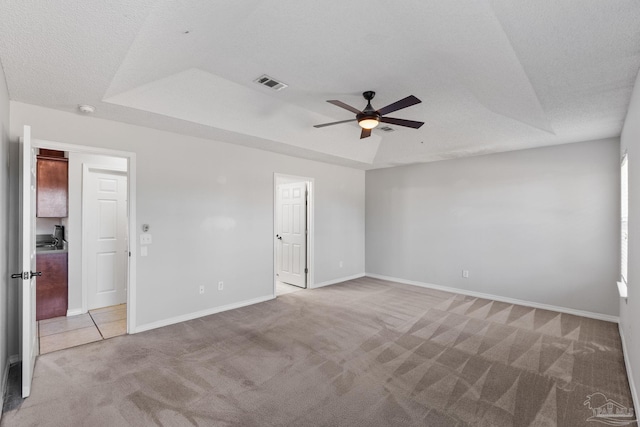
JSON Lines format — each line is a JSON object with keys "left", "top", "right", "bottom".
{"left": 30, "top": 271, "right": 42, "bottom": 278}
{"left": 276, "top": 234, "right": 282, "bottom": 240}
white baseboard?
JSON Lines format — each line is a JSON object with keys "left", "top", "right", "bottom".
{"left": 619, "top": 323, "right": 639, "bottom": 412}
{"left": 67, "top": 308, "right": 83, "bottom": 317}
{"left": 366, "top": 273, "right": 619, "bottom": 323}
{"left": 134, "top": 294, "right": 275, "bottom": 334}
{"left": 311, "top": 273, "right": 365, "bottom": 289}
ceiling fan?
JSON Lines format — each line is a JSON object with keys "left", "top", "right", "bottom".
{"left": 314, "top": 91, "right": 424, "bottom": 139}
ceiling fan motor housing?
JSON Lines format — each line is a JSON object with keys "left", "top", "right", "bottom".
{"left": 357, "top": 91, "right": 380, "bottom": 128}
{"left": 357, "top": 110, "right": 380, "bottom": 123}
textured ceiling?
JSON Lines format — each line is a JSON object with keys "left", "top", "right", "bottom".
{"left": 1, "top": 0, "right": 639, "bottom": 169}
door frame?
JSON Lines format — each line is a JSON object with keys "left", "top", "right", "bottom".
{"left": 31, "top": 138, "right": 137, "bottom": 334}
{"left": 273, "top": 173, "right": 314, "bottom": 296}
{"left": 81, "top": 163, "right": 128, "bottom": 313}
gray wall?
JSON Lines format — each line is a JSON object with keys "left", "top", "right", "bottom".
{"left": 9, "top": 102, "right": 365, "bottom": 346}
{"left": 620, "top": 68, "right": 640, "bottom": 405}
{"left": 0, "top": 55, "right": 10, "bottom": 397}
{"left": 366, "top": 139, "right": 620, "bottom": 316}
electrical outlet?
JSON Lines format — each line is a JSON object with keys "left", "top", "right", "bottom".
{"left": 199, "top": 285, "right": 205, "bottom": 294}
{"left": 218, "top": 281, "right": 224, "bottom": 291}
{"left": 140, "top": 234, "right": 152, "bottom": 245}
{"left": 462, "top": 270, "right": 469, "bottom": 278}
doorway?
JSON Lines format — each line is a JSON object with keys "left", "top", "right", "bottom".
{"left": 274, "top": 174, "right": 313, "bottom": 296}
{"left": 31, "top": 141, "right": 135, "bottom": 354}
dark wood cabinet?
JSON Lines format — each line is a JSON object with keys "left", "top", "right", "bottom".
{"left": 36, "top": 252, "right": 68, "bottom": 320}
{"left": 36, "top": 155, "right": 68, "bottom": 218}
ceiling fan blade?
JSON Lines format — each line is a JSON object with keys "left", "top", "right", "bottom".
{"left": 380, "top": 117, "right": 424, "bottom": 129}
{"left": 313, "top": 119, "right": 358, "bottom": 128}
{"left": 377, "top": 95, "right": 421, "bottom": 116}
{"left": 360, "top": 128, "right": 371, "bottom": 139}
{"left": 327, "top": 100, "right": 362, "bottom": 114}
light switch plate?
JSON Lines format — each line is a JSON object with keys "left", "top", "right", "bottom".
{"left": 141, "top": 246, "right": 148, "bottom": 257}
{"left": 140, "top": 234, "right": 152, "bottom": 245}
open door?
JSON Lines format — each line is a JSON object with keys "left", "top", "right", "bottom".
{"left": 276, "top": 182, "right": 307, "bottom": 288}
{"left": 19, "top": 125, "right": 38, "bottom": 397}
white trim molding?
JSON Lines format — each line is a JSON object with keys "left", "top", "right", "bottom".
{"left": 617, "top": 281, "right": 628, "bottom": 298}
{"left": 311, "top": 273, "right": 365, "bottom": 289}
{"left": 134, "top": 295, "right": 275, "bottom": 334}
{"left": 366, "top": 273, "right": 619, "bottom": 323}
{"left": 619, "top": 323, "right": 639, "bottom": 413}
{"left": 66, "top": 308, "right": 83, "bottom": 317}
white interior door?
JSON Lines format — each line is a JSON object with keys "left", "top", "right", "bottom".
{"left": 276, "top": 182, "right": 307, "bottom": 288}
{"left": 19, "top": 125, "right": 37, "bottom": 398}
{"left": 84, "top": 167, "right": 128, "bottom": 310}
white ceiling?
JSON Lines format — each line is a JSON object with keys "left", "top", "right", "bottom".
{"left": 1, "top": 0, "right": 639, "bottom": 169}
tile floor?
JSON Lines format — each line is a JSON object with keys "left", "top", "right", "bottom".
{"left": 38, "top": 304, "right": 126, "bottom": 354}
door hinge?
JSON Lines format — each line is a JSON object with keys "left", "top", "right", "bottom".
{"left": 305, "top": 268, "right": 308, "bottom": 274}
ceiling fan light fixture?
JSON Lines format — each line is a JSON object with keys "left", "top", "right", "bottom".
{"left": 358, "top": 117, "right": 380, "bottom": 129}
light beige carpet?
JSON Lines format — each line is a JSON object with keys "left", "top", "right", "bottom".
{"left": 1, "top": 277, "right": 635, "bottom": 426}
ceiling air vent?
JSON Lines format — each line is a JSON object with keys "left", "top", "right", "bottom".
{"left": 254, "top": 74, "right": 288, "bottom": 91}
{"left": 379, "top": 126, "right": 395, "bottom": 132}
